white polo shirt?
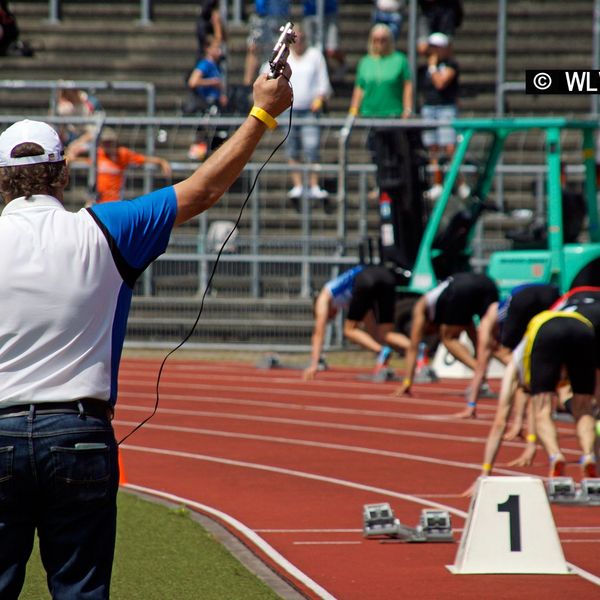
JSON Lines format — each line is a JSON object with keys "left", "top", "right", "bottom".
{"left": 0, "top": 189, "right": 177, "bottom": 406}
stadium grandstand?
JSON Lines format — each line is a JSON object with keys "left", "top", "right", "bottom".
{"left": 0, "top": 0, "right": 598, "bottom": 350}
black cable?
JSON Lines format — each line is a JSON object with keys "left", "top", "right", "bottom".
{"left": 118, "top": 100, "right": 294, "bottom": 445}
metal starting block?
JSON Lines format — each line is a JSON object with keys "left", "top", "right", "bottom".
{"left": 257, "top": 355, "right": 328, "bottom": 371}
{"left": 414, "top": 366, "right": 439, "bottom": 384}
{"left": 547, "top": 477, "right": 600, "bottom": 505}
{"left": 415, "top": 509, "right": 454, "bottom": 542}
{"left": 357, "top": 367, "right": 400, "bottom": 383}
{"left": 363, "top": 504, "right": 454, "bottom": 543}
{"left": 256, "top": 354, "right": 282, "bottom": 369}
{"left": 581, "top": 478, "right": 600, "bottom": 504}
{"left": 363, "top": 503, "right": 402, "bottom": 537}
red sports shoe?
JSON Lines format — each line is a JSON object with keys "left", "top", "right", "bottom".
{"left": 550, "top": 455, "right": 566, "bottom": 477}
{"left": 581, "top": 455, "right": 598, "bottom": 478}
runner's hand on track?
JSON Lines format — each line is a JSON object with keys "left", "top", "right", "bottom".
{"left": 303, "top": 365, "right": 317, "bottom": 380}
{"left": 393, "top": 380, "right": 412, "bottom": 396}
{"left": 454, "top": 406, "right": 476, "bottom": 419}
{"left": 506, "top": 443, "right": 536, "bottom": 467}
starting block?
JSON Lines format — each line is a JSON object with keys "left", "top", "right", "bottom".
{"left": 547, "top": 477, "right": 600, "bottom": 505}
{"left": 256, "top": 354, "right": 328, "bottom": 372}
{"left": 414, "top": 365, "right": 439, "bottom": 383}
{"left": 256, "top": 354, "right": 282, "bottom": 369}
{"left": 362, "top": 503, "right": 454, "bottom": 543}
{"left": 415, "top": 509, "right": 454, "bottom": 542}
{"left": 357, "top": 367, "right": 400, "bottom": 383}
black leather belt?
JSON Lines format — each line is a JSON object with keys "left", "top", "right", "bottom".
{"left": 0, "top": 399, "right": 113, "bottom": 420}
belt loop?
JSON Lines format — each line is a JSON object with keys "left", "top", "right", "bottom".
{"left": 77, "top": 400, "right": 85, "bottom": 419}
{"left": 28, "top": 404, "right": 35, "bottom": 422}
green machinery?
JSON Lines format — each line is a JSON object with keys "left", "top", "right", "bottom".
{"left": 403, "top": 117, "right": 600, "bottom": 297}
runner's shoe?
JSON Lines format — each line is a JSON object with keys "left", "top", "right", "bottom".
{"left": 373, "top": 346, "right": 392, "bottom": 374}
{"left": 549, "top": 454, "right": 566, "bottom": 477}
{"left": 580, "top": 454, "right": 598, "bottom": 478}
{"left": 478, "top": 382, "right": 497, "bottom": 399}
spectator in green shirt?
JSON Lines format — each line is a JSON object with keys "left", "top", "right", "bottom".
{"left": 348, "top": 24, "right": 413, "bottom": 118}
{"left": 348, "top": 24, "right": 412, "bottom": 199}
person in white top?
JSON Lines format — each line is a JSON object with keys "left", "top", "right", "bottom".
{"left": 0, "top": 67, "right": 292, "bottom": 600}
{"left": 285, "top": 25, "right": 332, "bottom": 207}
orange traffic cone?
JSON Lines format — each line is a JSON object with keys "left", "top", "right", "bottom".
{"left": 118, "top": 448, "right": 127, "bottom": 485}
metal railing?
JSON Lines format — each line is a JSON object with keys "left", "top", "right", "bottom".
{"left": 45, "top": 0, "right": 243, "bottom": 26}
{"left": 1, "top": 109, "right": 582, "bottom": 348}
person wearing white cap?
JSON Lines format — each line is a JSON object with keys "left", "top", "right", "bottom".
{"left": 0, "top": 68, "right": 292, "bottom": 599}
{"left": 418, "top": 31, "right": 470, "bottom": 202}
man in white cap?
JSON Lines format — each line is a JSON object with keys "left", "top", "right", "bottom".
{"left": 0, "top": 69, "right": 292, "bottom": 599}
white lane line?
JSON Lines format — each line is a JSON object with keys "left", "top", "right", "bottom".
{"left": 567, "top": 562, "right": 600, "bottom": 586}
{"left": 114, "top": 414, "right": 584, "bottom": 460}
{"left": 293, "top": 542, "right": 362, "bottom": 546}
{"left": 116, "top": 409, "right": 490, "bottom": 442}
{"left": 115, "top": 388, "right": 576, "bottom": 438}
{"left": 124, "top": 483, "right": 337, "bottom": 600}
{"left": 122, "top": 366, "right": 478, "bottom": 398}
{"left": 116, "top": 419, "right": 524, "bottom": 476}
{"left": 117, "top": 376, "right": 488, "bottom": 413}
{"left": 122, "top": 446, "right": 600, "bottom": 587}
{"left": 122, "top": 443, "right": 472, "bottom": 519}
{"left": 256, "top": 529, "right": 362, "bottom": 534}
{"left": 116, "top": 393, "right": 495, "bottom": 429}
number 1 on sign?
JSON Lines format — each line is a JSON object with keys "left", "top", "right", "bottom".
{"left": 497, "top": 494, "right": 521, "bottom": 552}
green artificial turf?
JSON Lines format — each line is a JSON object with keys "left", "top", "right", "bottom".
{"left": 21, "top": 491, "right": 282, "bottom": 599}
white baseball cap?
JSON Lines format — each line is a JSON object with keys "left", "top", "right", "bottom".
{"left": 428, "top": 32, "right": 450, "bottom": 48}
{"left": 0, "top": 119, "right": 64, "bottom": 167}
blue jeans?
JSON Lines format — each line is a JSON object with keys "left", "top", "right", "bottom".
{"left": 0, "top": 407, "right": 119, "bottom": 600}
{"left": 285, "top": 109, "right": 321, "bottom": 164}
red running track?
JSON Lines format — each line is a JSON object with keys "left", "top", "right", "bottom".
{"left": 115, "top": 358, "right": 600, "bottom": 600}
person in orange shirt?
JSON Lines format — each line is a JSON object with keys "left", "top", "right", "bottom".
{"left": 94, "top": 127, "right": 172, "bottom": 203}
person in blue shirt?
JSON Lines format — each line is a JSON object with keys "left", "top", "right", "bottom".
{"left": 304, "top": 265, "right": 410, "bottom": 380}
{"left": 186, "top": 36, "right": 228, "bottom": 160}
{"left": 188, "top": 36, "right": 227, "bottom": 108}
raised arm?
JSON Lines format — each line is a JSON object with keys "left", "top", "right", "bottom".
{"left": 173, "top": 70, "right": 293, "bottom": 226}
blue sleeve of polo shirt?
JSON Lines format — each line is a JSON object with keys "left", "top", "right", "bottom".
{"left": 88, "top": 186, "right": 177, "bottom": 284}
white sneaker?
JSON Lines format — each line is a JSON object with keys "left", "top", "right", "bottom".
{"left": 424, "top": 184, "right": 443, "bottom": 201}
{"left": 287, "top": 185, "right": 303, "bottom": 199}
{"left": 309, "top": 185, "right": 329, "bottom": 200}
{"left": 458, "top": 183, "right": 471, "bottom": 200}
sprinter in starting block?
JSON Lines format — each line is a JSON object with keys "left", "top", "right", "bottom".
{"left": 459, "top": 282, "right": 560, "bottom": 421}
{"left": 395, "top": 272, "right": 499, "bottom": 397}
{"left": 465, "top": 310, "right": 598, "bottom": 495}
{"left": 303, "top": 265, "right": 409, "bottom": 380}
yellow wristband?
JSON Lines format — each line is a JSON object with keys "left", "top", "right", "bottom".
{"left": 482, "top": 463, "right": 492, "bottom": 473}
{"left": 249, "top": 106, "right": 278, "bottom": 130}
{"left": 403, "top": 377, "right": 412, "bottom": 387}
{"left": 348, "top": 106, "right": 359, "bottom": 116}
{"left": 526, "top": 433, "right": 537, "bottom": 443}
